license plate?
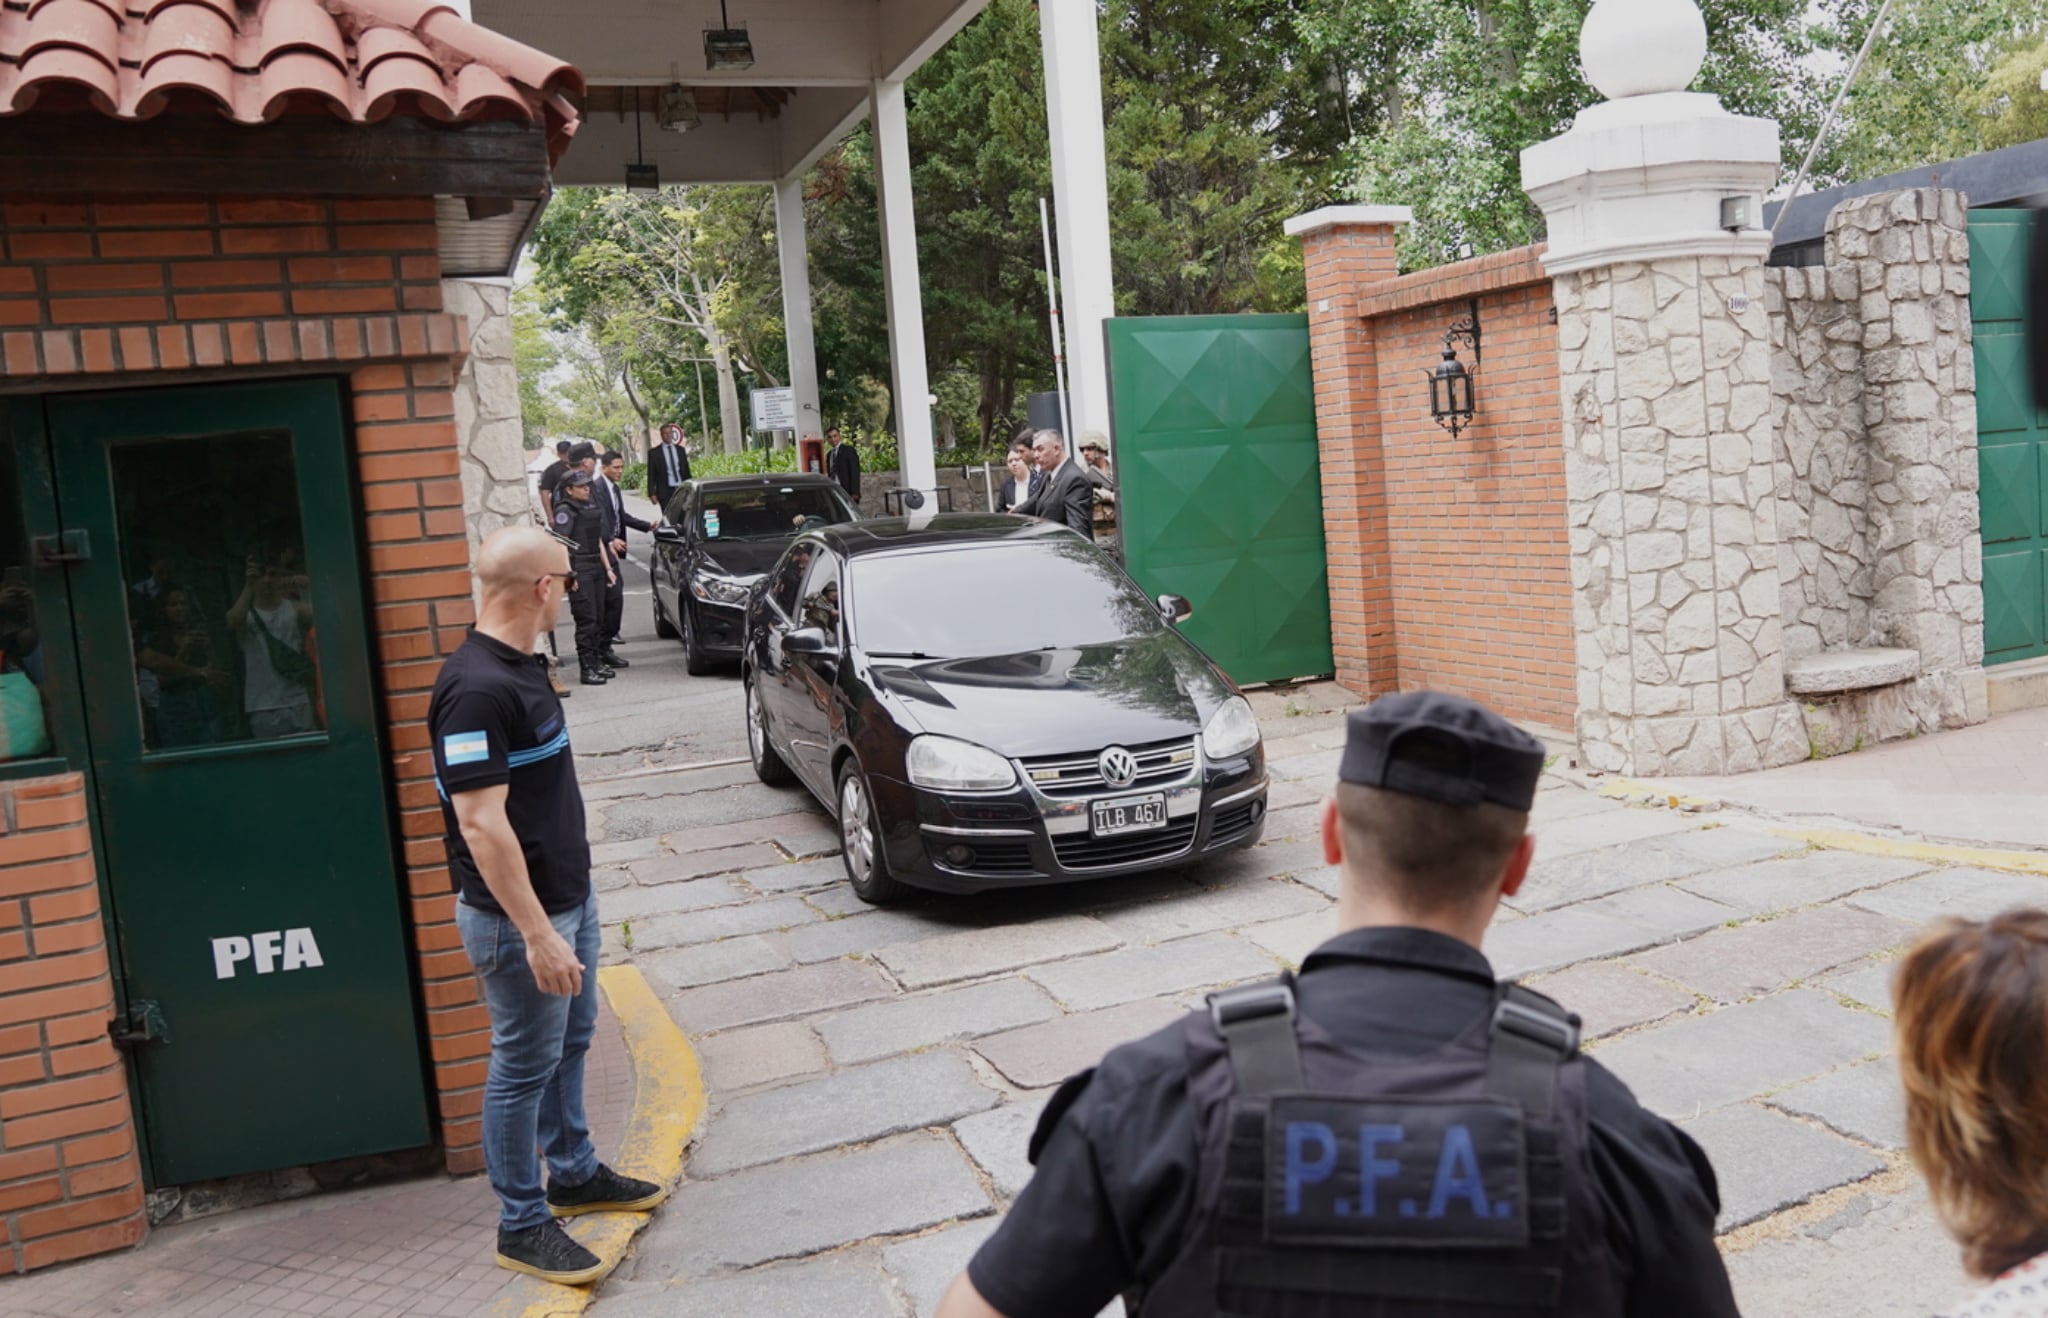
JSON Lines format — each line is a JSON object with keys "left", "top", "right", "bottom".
{"left": 1091, "top": 793, "right": 1167, "bottom": 838}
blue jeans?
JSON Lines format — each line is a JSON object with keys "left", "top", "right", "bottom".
{"left": 456, "top": 891, "right": 601, "bottom": 1231}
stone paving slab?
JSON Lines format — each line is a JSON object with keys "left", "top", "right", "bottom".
{"left": 638, "top": 933, "right": 793, "bottom": 989}
{"left": 1724, "top": 1180, "right": 1968, "bottom": 1318}
{"left": 787, "top": 907, "right": 983, "bottom": 964}
{"left": 1626, "top": 905, "right": 1918, "bottom": 1003}
{"left": 599, "top": 876, "right": 752, "bottom": 921}
{"left": 631, "top": 842, "right": 787, "bottom": 884}
{"left": 1269, "top": 747, "right": 1342, "bottom": 781}
{"left": 1242, "top": 908, "right": 1339, "bottom": 967}
{"left": 1530, "top": 783, "right": 1619, "bottom": 824}
{"left": 1847, "top": 866, "right": 2048, "bottom": 924}
{"left": 1485, "top": 885, "right": 1739, "bottom": 979}
{"left": 877, "top": 915, "right": 1125, "bottom": 990}
{"left": 591, "top": 837, "right": 663, "bottom": 865}
{"left": 628, "top": 894, "right": 820, "bottom": 951}
{"left": 1766, "top": 1058, "right": 1907, "bottom": 1150}
{"left": 1093, "top": 876, "right": 1329, "bottom": 943}
{"left": 809, "top": 884, "right": 894, "bottom": 917}
{"left": 951, "top": 1094, "right": 1052, "bottom": 1199}
{"left": 695, "top": 1021, "right": 827, "bottom": 1093}
{"left": 669, "top": 958, "right": 898, "bottom": 1034}
{"left": 884, "top": 1220, "right": 999, "bottom": 1318}
{"left": 600, "top": 1252, "right": 901, "bottom": 1318}
{"left": 816, "top": 979, "right": 1061, "bottom": 1066}
{"left": 1525, "top": 960, "right": 1699, "bottom": 1041}
{"left": 743, "top": 856, "right": 850, "bottom": 893}
{"left": 1675, "top": 851, "right": 1937, "bottom": 915}
{"left": 974, "top": 997, "right": 1187, "bottom": 1088}
{"left": 1025, "top": 932, "right": 1278, "bottom": 1011}
{"left": 1510, "top": 826, "right": 1799, "bottom": 912}
{"left": 604, "top": 787, "right": 821, "bottom": 839}
{"left": 1592, "top": 989, "right": 1892, "bottom": 1119}
{"left": 636, "top": 1134, "right": 990, "bottom": 1275}
{"left": 654, "top": 810, "right": 829, "bottom": 856}
{"left": 1679, "top": 1103, "right": 1886, "bottom": 1229}
{"left": 1529, "top": 808, "right": 1702, "bottom": 861}
{"left": 691, "top": 1052, "right": 999, "bottom": 1176}
{"left": 1819, "top": 958, "right": 1899, "bottom": 1013}
{"left": 772, "top": 827, "right": 843, "bottom": 859}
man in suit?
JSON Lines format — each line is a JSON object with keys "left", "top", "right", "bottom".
{"left": 592, "top": 451, "right": 648, "bottom": 670}
{"left": 826, "top": 426, "right": 861, "bottom": 503}
{"left": 648, "top": 423, "right": 691, "bottom": 517}
{"left": 1013, "top": 429, "right": 1093, "bottom": 537}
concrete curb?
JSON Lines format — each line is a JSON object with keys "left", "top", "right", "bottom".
{"left": 1753, "top": 824, "right": 2048, "bottom": 878}
{"left": 488, "top": 964, "right": 707, "bottom": 1318}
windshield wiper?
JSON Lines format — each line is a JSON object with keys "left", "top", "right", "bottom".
{"left": 866, "top": 650, "right": 947, "bottom": 660}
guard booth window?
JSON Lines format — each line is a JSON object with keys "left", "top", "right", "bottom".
{"left": 0, "top": 434, "right": 52, "bottom": 764}
{"left": 111, "top": 433, "right": 321, "bottom": 752}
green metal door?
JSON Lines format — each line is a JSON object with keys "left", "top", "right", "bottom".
{"left": 43, "top": 379, "right": 429, "bottom": 1184}
{"left": 1105, "top": 314, "right": 1333, "bottom": 686}
{"left": 1971, "top": 209, "right": 2048, "bottom": 664}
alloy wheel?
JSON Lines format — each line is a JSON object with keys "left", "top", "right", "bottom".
{"left": 839, "top": 773, "right": 875, "bottom": 879}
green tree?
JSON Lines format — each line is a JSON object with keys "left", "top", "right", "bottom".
{"left": 1981, "top": 37, "right": 2048, "bottom": 151}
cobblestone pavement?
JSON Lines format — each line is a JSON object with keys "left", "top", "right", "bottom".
{"left": 575, "top": 522, "right": 2042, "bottom": 1318}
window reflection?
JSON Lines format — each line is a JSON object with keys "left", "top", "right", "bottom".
{"left": 0, "top": 451, "right": 51, "bottom": 762}
{"left": 114, "top": 433, "right": 320, "bottom": 750}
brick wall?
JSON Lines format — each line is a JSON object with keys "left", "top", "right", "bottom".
{"left": 1300, "top": 226, "right": 1575, "bottom": 730}
{"left": 0, "top": 773, "right": 147, "bottom": 1273}
{"left": 0, "top": 195, "right": 490, "bottom": 1270}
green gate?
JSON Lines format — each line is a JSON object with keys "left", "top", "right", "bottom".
{"left": 1104, "top": 314, "right": 1333, "bottom": 686}
{"left": 1971, "top": 209, "right": 2048, "bottom": 664}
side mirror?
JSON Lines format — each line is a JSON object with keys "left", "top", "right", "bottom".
{"left": 653, "top": 524, "right": 684, "bottom": 544}
{"left": 1157, "top": 594, "right": 1193, "bottom": 624}
{"left": 783, "top": 627, "right": 838, "bottom": 657}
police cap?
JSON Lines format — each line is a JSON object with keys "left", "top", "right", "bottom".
{"left": 1338, "top": 690, "right": 1545, "bottom": 811}
{"left": 562, "top": 469, "right": 594, "bottom": 487}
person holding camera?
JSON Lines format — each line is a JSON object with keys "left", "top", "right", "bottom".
{"left": 226, "top": 551, "right": 315, "bottom": 738}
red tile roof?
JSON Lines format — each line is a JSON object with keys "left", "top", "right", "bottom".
{"left": 0, "top": 0, "right": 585, "bottom": 167}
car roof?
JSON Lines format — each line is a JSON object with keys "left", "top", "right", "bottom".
{"left": 685, "top": 473, "right": 846, "bottom": 493}
{"left": 814, "top": 513, "right": 1080, "bottom": 560}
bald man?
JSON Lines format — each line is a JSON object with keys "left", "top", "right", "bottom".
{"left": 429, "top": 527, "right": 667, "bottom": 1285}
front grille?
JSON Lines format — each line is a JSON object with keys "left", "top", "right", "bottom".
{"left": 1209, "top": 801, "right": 1260, "bottom": 846}
{"left": 1020, "top": 737, "right": 1197, "bottom": 799}
{"left": 1053, "top": 819, "right": 1198, "bottom": 870}
{"left": 929, "top": 837, "right": 1037, "bottom": 875}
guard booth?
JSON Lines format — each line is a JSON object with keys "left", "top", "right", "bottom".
{"left": 0, "top": 3, "right": 582, "bottom": 1274}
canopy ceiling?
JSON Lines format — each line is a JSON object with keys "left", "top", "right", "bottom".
{"left": 471, "top": 0, "right": 991, "bottom": 187}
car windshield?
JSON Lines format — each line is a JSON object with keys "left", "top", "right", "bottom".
{"left": 699, "top": 485, "right": 857, "bottom": 541}
{"left": 849, "top": 539, "right": 1163, "bottom": 658}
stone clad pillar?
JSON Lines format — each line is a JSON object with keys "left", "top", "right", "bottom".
{"left": 1522, "top": 0, "right": 1808, "bottom": 774}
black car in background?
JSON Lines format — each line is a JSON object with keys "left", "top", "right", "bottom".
{"left": 741, "top": 514, "right": 1268, "bottom": 904}
{"left": 651, "top": 474, "right": 860, "bottom": 673}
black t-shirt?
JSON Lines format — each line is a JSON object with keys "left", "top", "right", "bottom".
{"left": 966, "top": 926, "right": 1738, "bottom": 1318}
{"left": 538, "top": 460, "right": 569, "bottom": 496}
{"left": 427, "top": 629, "right": 590, "bottom": 915}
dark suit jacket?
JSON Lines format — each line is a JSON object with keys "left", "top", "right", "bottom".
{"left": 828, "top": 441, "right": 861, "bottom": 500}
{"left": 648, "top": 442, "right": 691, "bottom": 513}
{"left": 1015, "top": 463, "right": 1093, "bottom": 537}
{"left": 995, "top": 469, "right": 1044, "bottom": 514}
{"left": 596, "top": 476, "right": 651, "bottom": 543}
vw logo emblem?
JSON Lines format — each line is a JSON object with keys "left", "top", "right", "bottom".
{"left": 1098, "top": 746, "right": 1139, "bottom": 790}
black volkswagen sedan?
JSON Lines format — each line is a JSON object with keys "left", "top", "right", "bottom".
{"left": 742, "top": 514, "right": 1268, "bottom": 903}
{"left": 651, "top": 473, "right": 860, "bottom": 673}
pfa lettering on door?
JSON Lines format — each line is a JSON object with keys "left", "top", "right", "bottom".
{"left": 212, "top": 928, "right": 324, "bottom": 979}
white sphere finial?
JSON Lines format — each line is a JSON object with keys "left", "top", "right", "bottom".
{"left": 1580, "top": 0, "right": 1707, "bottom": 100}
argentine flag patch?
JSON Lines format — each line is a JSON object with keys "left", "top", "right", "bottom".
{"left": 443, "top": 731, "right": 490, "bottom": 765}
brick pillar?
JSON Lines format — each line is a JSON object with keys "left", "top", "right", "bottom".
{"left": 0, "top": 774, "right": 148, "bottom": 1274}
{"left": 1288, "top": 205, "right": 1410, "bottom": 699}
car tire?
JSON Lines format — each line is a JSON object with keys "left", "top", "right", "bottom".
{"left": 745, "top": 674, "right": 794, "bottom": 786}
{"left": 652, "top": 591, "right": 679, "bottom": 640}
{"left": 837, "top": 761, "right": 913, "bottom": 906}
{"left": 680, "top": 600, "right": 715, "bottom": 676}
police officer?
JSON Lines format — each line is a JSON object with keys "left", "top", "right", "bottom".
{"left": 937, "top": 691, "right": 1737, "bottom": 1318}
{"left": 550, "top": 470, "right": 615, "bottom": 685}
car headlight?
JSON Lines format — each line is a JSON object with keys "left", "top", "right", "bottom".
{"left": 691, "top": 574, "right": 753, "bottom": 605}
{"left": 906, "top": 735, "right": 1018, "bottom": 792}
{"left": 1201, "top": 696, "right": 1261, "bottom": 761}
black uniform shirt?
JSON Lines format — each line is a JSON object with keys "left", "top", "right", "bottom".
{"left": 966, "top": 926, "right": 1738, "bottom": 1318}
{"left": 538, "top": 459, "right": 569, "bottom": 498}
{"left": 428, "top": 630, "right": 591, "bottom": 915}
{"left": 552, "top": 496, "right": 606, "bottom": 563}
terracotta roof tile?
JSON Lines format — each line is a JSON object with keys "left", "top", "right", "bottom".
{"left": 0, "top": 0, "right": 583, "bottom": 166}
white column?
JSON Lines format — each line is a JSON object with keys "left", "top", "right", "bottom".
{"left": 774, "top": 175, "right": 823, "bottom": 448}
{"left": 870, "top": 78, "right": 937, "bottom": 500}
{"left": 1040, "top": 0, "right": 1116, "bottom": 457}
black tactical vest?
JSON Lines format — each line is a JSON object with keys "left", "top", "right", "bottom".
{"left": 1136, "top": 972, "right": 1621, "bottom": 1318}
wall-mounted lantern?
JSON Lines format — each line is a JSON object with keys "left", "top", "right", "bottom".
{"left": 1427, "top": 304, "right": 1482, "bottom": 438}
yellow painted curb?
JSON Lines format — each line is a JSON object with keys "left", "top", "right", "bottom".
{"left": 486, "top": 964, "right": 707, "bottom": 1318}
{"left": 1595, "top": 777, "right": 1722, "bottom": 812}
{"left": 1763, "top": 824, "right": 2048, "bottom": 877}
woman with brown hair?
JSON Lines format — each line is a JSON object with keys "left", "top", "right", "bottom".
{"left": 1896, "top": 908, "right": 2048, "bottom": 1316}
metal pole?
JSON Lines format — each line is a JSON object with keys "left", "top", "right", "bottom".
{"left": 1039, "top": 196, "right": 1077, "bottom": 462}
{"left": 981, "top": 460, "right": 995, "bottom": 512}
{"left": 1771, "top": 0, "right": 1899, "bottom": 242}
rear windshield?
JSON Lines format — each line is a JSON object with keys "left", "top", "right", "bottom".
{"left": 849, "top": 539, "right": 1161, "bottom": 657}
{"left": 699, "top": 485, "right": 857, "bottom": 541}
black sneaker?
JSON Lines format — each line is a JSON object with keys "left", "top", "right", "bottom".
{"left": 579, "top": 668, "right": 610, "bottom": 686}
{"left": 547, "top": 1164, "right": 669, "bottom": 1218}
{"left": 601, "top": 651, "right": 631, "bottom": 669}
{"left": 495, "top": 1218, "right": 607, "bottom": 1284}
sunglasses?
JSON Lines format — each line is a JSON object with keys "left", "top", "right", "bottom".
{"left": 539, "top": 571, "right": 579, "bottom": 593}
